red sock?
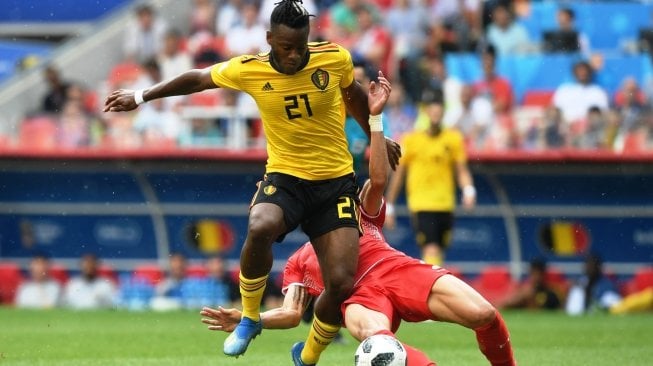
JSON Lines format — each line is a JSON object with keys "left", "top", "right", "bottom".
{"left": 474, "top": 311, "right": 516, "bottom": 366}
{"left": 373, "top": 330, "right": 437, "bottom": 366}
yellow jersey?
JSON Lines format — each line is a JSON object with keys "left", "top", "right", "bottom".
{"left": 210, "top": 42, "right": 355, "bottom": 180}
{"left": 399, "top": 128, "right": 466, "bottom": 212}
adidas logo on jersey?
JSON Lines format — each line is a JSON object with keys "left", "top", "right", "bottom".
{"left": 262, "top": 82, "right": 274, "bottom": 91}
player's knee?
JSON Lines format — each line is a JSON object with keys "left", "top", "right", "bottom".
{"left": 324, "top": 269, "right": 355, "bottom": 301}
{"left": 469, "top": 302, "right": 497, "bottom": 329}
{"left": 247, "top": 210, "right": 282, "bottom": 243}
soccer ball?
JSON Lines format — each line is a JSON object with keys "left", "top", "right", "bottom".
{"left": 354, "top": 334, "right": 407, "bottom": 366}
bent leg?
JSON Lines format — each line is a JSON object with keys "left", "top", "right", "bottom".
{"left": 299, "top": 227, "right": 358, "bottom": 364}
{"left": 427, "top": 274, "right": 515, "bottom": 366}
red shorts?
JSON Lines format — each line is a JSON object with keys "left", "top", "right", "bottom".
{"left": 342, "top": 256, "right": 450, "bottom": 333}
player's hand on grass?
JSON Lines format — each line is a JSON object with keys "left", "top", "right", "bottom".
{"left": 200, "top": 306, "right": 242, "bottom": 333}
{"left": 385, "top": 137, "right": 401, "bottom": 171}
{"left": 103, "top": 89, "right": 139, "bottom": 112}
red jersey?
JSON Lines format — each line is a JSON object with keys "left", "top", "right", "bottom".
{"left": 282, "top": 201, "right": 406, "bottom": 295}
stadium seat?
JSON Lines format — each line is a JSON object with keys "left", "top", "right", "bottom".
{"left": 624, "top": 267, "right": 653, "bottom": 295}
{"left": 188, "top": 90, "right": 221, "bottom": 107}
{"left": 522, "top": 90, "right": 554, "bottom": 107}
{"left": 49, "top": 264, "right": 69, "bottom": 285}
{"left": 18, "top": 116, "right": 58, "bottom": 150}
{"left": 0, "top": 262, "right": 24, "bottom": 304}
{"left": 186, "top": 264, "right": 209, "bottom": 278}
{"left": 470, "top": 266, "right": 518, "bottom": 306}
{"left": 107, "top": 62, "right": 142, "bottom": 88}
{"left": 132, "top": 264, "right": 164, "bottom": 285}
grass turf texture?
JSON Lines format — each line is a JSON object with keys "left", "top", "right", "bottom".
{"left": 0, "top": 309, "right": 650, "bottom": 365}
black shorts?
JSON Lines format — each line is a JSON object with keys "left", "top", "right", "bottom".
{"left": 250, "top": 172, "right": 360, "bottom": 242}
{"left": 411, "top": 211, "right": 454, "bottom": 249}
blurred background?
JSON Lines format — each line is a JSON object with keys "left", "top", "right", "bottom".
{"left": 0, "top": 0, "right": 651, "bottom": 313}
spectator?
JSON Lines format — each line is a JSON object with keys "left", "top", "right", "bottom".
{"left": 566, "top": 253, "right": 622, "bottom": 316}
{"left": 498, "top": 258, "right": 562, "bottom": 310}
{"left": 42, "top": 65, "right": 70, "bottom": 114}
{"left": 574, "top": 106, "right": 609, "bottom": 150}
{"left": 614, "top": 77, "right": 648, "bottom": 133}
{"left": 57, "top": 100, "right": 90, "bottom": 148}
{"left": 159, "top": 29, "right": 193, "bottom": 82}
{"left": 15, "top": 254, "right": 61, "bottom": 309}
{"left": 151, "top": 253, "right": 188, "bottom": 310}
{"left": 427, "top": 0, "right": 482, "bottom": 53}
{"left": 384, "top": 0, "right": 428, "bottom": 60}
{"left": 551, "top": 7, "right": 590, "bottom": 56}
{"left": 451, "top": 84, "right": 493, "bottom": 150}
{"left": 63, "top": 253, "right": 117, "bottom": 310}
{"left": 191, "top": 0, "right": 217, "bottom": 34}
{"left": 204, "top": 255, "right": 239, "bottom": 307}
{"left": 351, "top": 5, "right": 392, "bottom": 76}
{"left": 215, "top": 0, "right": 243, "bottom": 37}
{"left": 123, "top": 4, "right": 168, "bottom": 63}
{"left": 386, "top": 90, "right": 476, "bottom": 266}
{"left": 552, "top": 61, "right": 609, "bottom": 125}
{"left": 538, "top": 106, "right": 568, "bottom": 149}
{"left": 223, "top": 1, "right": 269, "bottom": 57}
{"left": 418, "top": 56, "right": 464, "bottom": 128}
{"left": 486, "top": 4, "right": 531, "bottom": 55}
{"left": 384, "top": 83, "right": 418, "bottom": 142}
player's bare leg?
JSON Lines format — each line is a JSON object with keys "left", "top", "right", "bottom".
{"left": 427, "top": 274, "right": 516, "bottom": 366}
{"left": 345, "top": 304, "right": 437, "bottom": 366}
{"left": 292, "top": 227, "right": 358, "bottom": 366}
{"left": 224, "top": 202, "right": 286, "bottom": 357}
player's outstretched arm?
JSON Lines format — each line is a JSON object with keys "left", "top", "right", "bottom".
{"left": 103, "top": 67, "right": 217, "bottom": 112}
{"left": 360, "top": 73, "right": 391, "bottom": 215}
{"left": 201, "top": 285, "right": 311, "bottom": 332}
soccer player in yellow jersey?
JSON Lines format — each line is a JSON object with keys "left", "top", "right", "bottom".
{"left": 386, "top": 90, "right": 476, "bottom": 266}
{"left": 104, "top": 1, "right": 399, "bottom": 364}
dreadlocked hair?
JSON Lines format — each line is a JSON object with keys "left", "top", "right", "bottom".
{"left": 271, "top": 0, "right": 312, "bottom": 29}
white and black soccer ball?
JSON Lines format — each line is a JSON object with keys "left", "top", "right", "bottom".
{"left": 354, "top": 334, "right": 407, "bottom": 366}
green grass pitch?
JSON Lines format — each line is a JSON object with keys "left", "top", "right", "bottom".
{"left": 0, "top": 309, "right": 651, "bottom": 365}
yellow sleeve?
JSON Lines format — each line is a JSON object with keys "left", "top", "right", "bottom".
{"left": 339, "top": 46, "right": 354, "bottom": 88}
{"left": 210, "top": 57, "right": 243, "bottom": 90}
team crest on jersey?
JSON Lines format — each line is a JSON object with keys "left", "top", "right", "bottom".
{"left": 311, "top": 69, "right": 329, "bottom": 90}
{"left": 263, "top": 185, "right": 277, "bottom": 195}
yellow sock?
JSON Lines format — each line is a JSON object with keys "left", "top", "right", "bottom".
{"left": 239, "top": 272, "right": 268, "bottom": 321}
{"left": 423, "top": 253, "right": 442, "bottom": 266}
{"left": 301, "top": 316, "right": 340, "bottom": 364}
{"left": 610, "top": 288, "right": 653, "bottom": 314}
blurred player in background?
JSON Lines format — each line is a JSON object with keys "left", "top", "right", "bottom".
{"left": 104, "top": 0, "right": 400, "bottom": 363}
{"left": 385, "top": 90, "right": 476, "bottom": 266}
{"left": 200, "top": 90, "right": 516, "bottom": 365}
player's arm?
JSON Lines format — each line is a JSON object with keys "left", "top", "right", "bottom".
{"left": 104, "top": 67, "right": 217, "bottom": 112}
{"left": 384, "top": 162, "right": 406, "bottom": 229}
{"left": 201, "top": 284, "right": 312, "bottom": 332}
{"left": 342, "top": 77, "right": 401, "bottom": 170}
{"left": 360, "top": 74, "right": 391, "bottom": 215}
{"left": 456, "top": 160, "right": 476, "bottom": 210}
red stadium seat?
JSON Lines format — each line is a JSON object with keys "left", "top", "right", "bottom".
{"left": 19, "top": 116, "right": 58, "bottom": 150}
{"left": 624, "top": 267, "right": 653, "bottom": 295}
{"left": 470, "top": 266, "right": 518, "bottom": 306}
{"left": 0, "top": 262, "right": 24, "bottom": 304}
{"left": 132, "top": 264, "right": 164, "bottom": 285}
{"left": 107, "top": 62, "right": 142, "bottom": 88}
{"left": 522, "top": 90, "right": 554, "bottom": 107}
{"left": 49, "top": 264, "right": 69, "bottom": 285}
{"left": 188, "top": 90, "right": 221, "bottom": 106}
{"left": 186, "top": 264, "right": 208, "bottom": 278}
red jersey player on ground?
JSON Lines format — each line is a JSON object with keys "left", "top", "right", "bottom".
{"left": 201, "top": 83, "right": 516, "bottom": 366}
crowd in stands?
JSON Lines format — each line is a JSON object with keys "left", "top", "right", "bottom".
{"left": 2, "top": 251, "right": 651, "bottom": 314}
{"left": 0, "top": 252, "right": 283, "bottom": 312}
{"left": 8, "top": 0, "right": 653, "bottom": 153}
